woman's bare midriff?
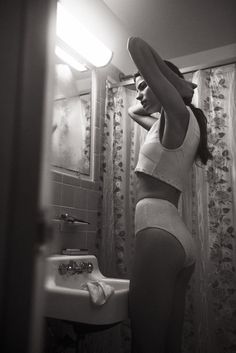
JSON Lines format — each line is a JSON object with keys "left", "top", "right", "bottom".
{"left": 135, "top": 172, "right": 181, "bottom": 208}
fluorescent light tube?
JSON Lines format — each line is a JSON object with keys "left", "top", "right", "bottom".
{"left": 55, "top": 46, "right": 87, "bottom": 71}
{"left": 56, "top": 2, "right": 113, "bottom": 67}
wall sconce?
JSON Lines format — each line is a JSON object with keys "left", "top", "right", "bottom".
{"left": 56, "top": 2, "right": 113, "bottom": 70}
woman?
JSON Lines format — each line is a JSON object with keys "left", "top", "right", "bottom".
{"left": 127, "top": 37, "right": 212, "bottom": 353}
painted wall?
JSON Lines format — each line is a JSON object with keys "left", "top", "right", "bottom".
{"left": 172, "top": 43, "right": 236, "bottom": 71}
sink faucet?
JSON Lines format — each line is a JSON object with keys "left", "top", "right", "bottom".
{"left": 58, "top": 260, "right": 94, "bottom": 276}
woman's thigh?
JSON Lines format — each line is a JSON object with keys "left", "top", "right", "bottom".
{"left": 165, "top": 264, "right": 195, "bottom": 353}
{"left": 129, "top": 227, "right": 186, "bottom": 352}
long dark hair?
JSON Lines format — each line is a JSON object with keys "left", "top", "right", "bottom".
{"left": 134, "top": 63, "right": 212, "bottom": 165}
{"left": 164, "top": 60, "right": 212, "bottom": 165}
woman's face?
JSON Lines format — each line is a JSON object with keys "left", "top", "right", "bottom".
{"left": 135, "top": 75, "right": 161, "bottom": 114}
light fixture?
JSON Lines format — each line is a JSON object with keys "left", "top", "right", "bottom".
{"left": 56, "top": 2, "right": 113, "bottom": 68}
{"left": 55, "top": 46, "right": 87, "bottom": 72}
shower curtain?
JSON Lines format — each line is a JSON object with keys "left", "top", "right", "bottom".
{"left": 182, "top": 64, "right": 236, "bottom": 353}
{"left": 96, "top": 85, "right": 143, "bottom": 279}
{"left": 96, "top": 64, "right": 236, "bottom": 353}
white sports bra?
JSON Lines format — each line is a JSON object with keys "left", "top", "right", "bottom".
{"left": 135, "top": 106, "right": 200, "bottom": 191}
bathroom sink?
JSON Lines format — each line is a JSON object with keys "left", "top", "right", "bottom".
{"left": 44, "top": 255, "right": 130, "bottom": 325}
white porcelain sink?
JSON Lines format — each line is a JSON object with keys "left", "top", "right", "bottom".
{"left": 44, "top": 255, "right": 130, "bottom": 325}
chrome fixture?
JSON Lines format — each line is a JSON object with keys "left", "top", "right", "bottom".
{"left": 52, "top": 213, "right": 90, "bottom": 224}
{"left": 58, "top": 260, "right": 94, "bottom": 276}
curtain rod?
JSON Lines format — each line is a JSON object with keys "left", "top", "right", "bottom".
{"left": 107, "top": 77, "right": 135, "bottom": 89}
{"left": 109, "top": 56, "right": 236, "bottom": 88}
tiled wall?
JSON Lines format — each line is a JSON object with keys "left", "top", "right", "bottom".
{"left": 49, "top": 64, "right": 121, "bottom": 255}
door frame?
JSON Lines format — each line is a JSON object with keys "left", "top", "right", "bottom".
{"left": 0, "top": 1, "right": 56, "bottom": 352}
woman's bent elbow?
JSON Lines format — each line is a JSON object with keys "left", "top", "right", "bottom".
{"left": 127, "top": 36, "right": 140, "bottom": 52}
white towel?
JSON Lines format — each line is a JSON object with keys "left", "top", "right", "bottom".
{"left": 81, "top": 281, "right": 114, "bottom": 306}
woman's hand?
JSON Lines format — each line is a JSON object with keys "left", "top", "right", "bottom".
{"left": 128, "top": 103, "right": 159, "bottom": 130}
{"left": 128, "top": 102, "right": 150, "bottom": 116}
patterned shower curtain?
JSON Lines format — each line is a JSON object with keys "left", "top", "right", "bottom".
{"left": 182, "top": 64, "right": 236, "bottom": 353}
{"left": 96, "top": 64, "right": 236, "bottom": 353}
{"left": 96, "top": 85, "right": 142, "bottom": 279}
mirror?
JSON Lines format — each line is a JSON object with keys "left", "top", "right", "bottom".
{"left": 51, "top": 63, "right": 92, "bottom": 177}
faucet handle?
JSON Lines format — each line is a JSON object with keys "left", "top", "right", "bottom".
{"left": 58, "top": 263, "right": 68, "bottom": 275}
{"left": 85, "top": 262, "right": 93, "bottom": 273}
{"left": 67, "top": 260, "right": 77, "bottom": 274}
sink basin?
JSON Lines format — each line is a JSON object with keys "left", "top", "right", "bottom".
{"left": 44, "top": 255, "right": 130, "bottom": 325}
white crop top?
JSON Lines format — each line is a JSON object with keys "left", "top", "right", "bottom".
{"left": 135, "top": 107, "right": 200, "bottom": 191}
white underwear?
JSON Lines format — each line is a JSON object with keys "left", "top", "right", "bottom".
{"left": 135, "top": 198, "right": 196, "bottom": 267}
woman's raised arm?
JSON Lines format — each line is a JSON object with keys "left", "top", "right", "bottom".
{"left": 127, "top": 37, "right": 193, "bottom": 122}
